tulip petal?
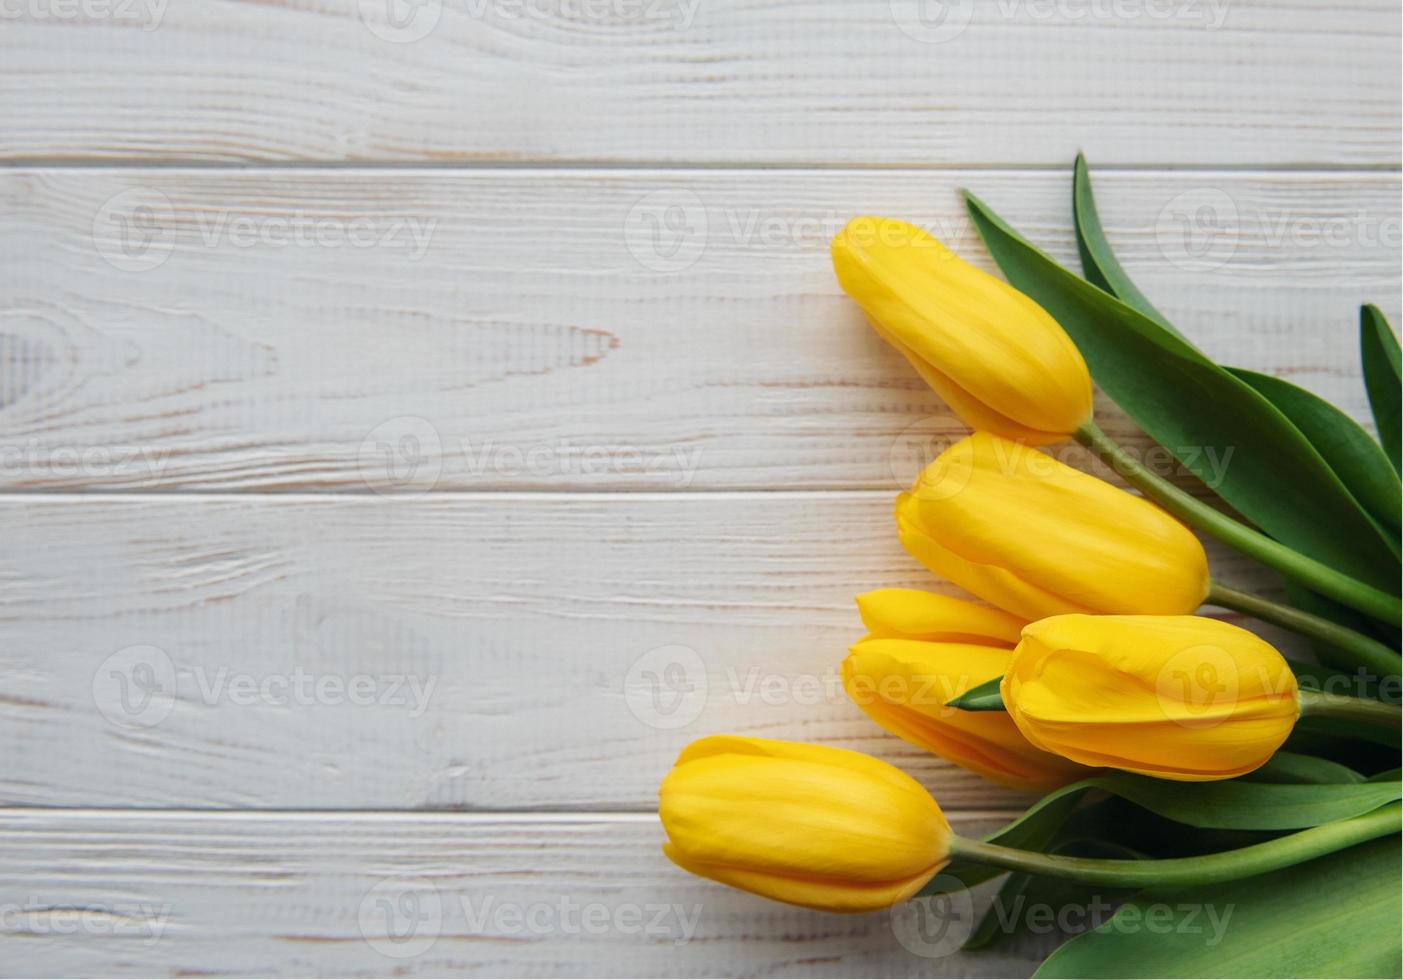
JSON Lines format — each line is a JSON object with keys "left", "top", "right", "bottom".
{"left": 896, "top": 494, "right": 1093, "bottom": 621}
{"left": 854, "top": 589, "right": 1025, "bottom": 645}
{"left": 843, "top": 639, "right": 1090, "bottom": 792}
{"left": 663, "top": 844, "right": 942, "bottom": 913}
{"left": 868, "top": 317, "right": 1067, "bottom": 446}
{"left": 672, "top": 735, "right": 931, "bottom": 801}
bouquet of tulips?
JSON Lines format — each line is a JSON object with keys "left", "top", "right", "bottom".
{"left": 657, "top": 159, "right": 1402, "bottom": 978}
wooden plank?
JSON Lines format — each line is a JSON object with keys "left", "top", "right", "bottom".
{"left": 1, "top": 168, "right": 1397, "bottom": 492}
{"left": 0, "top": 809, "right": 1043, "bottom": 977}
{"left": 0, "top": 492, "right": 1303, "bottom": 810}
{"left": 0, "top": 1, "right": 1397, "bottom": 165}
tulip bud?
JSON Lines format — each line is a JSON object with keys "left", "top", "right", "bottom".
{"left": 844, "top": 635, "right": 1091, "bottom": 792}
{"left": 895, "top": 432, "right": 1211, "bottom": 621}
{"left": 831, "top": 216, "right": 1092, "bottom": 446}
{"left": 1002, "top": 615, "right": 1300, "bottom": 781}
{"left": 659, "top": 736, "right": 951, "bottom": 912}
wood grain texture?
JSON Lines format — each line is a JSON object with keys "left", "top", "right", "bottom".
{"left": 3, "top": 3, "right": 1399, "bottom": 974}
{"left": 0, "top": 1, "right": 1398, "bottom": 165}
{"left": 2, "top": 168, "right": 1397, "bottom": 492}
{"left": 0, "top": 491, "right": 1303, "bottom": 811}
{"left": 0, "top": 809, "right": 1045, "bottom": 977}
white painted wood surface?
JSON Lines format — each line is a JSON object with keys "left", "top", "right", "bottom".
{"left": 1, "top": 169, "right": 1397, "bottom": 491}
{"left": 0, "top": 0, "right": 1398, "bottom": 975}
{"left": 0, "top": 492, "right": 1296, "bottom": 811}
{"left": 0, "top": 810, "right": 1045, "bottom": 978}
{"left": 0, "top": 1, "right": 1398, "bottom": 165}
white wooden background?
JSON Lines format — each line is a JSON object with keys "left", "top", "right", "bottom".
{"left": 0, "top": 1, "right": 1398, "bottom": 976}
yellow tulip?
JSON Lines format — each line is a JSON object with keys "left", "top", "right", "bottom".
{"left": 895, "top": 432, "right": 1211, "bottom": 621}
{"left": 831, "top": 216, "right": 1092, "bottom": 446}
{"left": 1002, "top": 615, "right": 1300, "bottom": 781}
{"left": 856, "top": 588, "right": 1025, "bottom": 645}
{"left": 658, "top": 736, "right": 951, "bottom": 912}
{"left": 844, "top": 634, "right": 1092, "bottom": 792}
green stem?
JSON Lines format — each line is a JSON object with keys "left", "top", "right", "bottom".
{"left": 1075, "top": 421, "right": 1401, "bottom": 627}
{"left": 1298, "top": 688, "right": 1402, "bottom": 729}
{"left": 1207, "top": 581, "right": 1400, "bottom": 676}
{"left": 947, "top": 802, "right": 1400, "bottom": 888}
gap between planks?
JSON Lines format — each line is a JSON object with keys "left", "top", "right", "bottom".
{"left": 0, "top": 489, "right": 907, "bottom": 500}
{"left": 0, "top": 161, "right": 1399, "bottom": 174}
{"left": 0, "top": 807, "right": 1027, "bottom": 821}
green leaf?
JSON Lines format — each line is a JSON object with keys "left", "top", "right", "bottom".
{"left": 1089, "top": 772, "right": 1400, "bottom": 831}
{"left": 926, "top": 784, "right": 1091, "bottom": 894}
{"left": 1294, "top": 713, "right": 1403, "bottom": 751}
{"left": 1034, "top": 836, "right": 1402, "bottom": 978}
{"left": 1244, "top": 751, "right": 1364, "bottom": 785}
{"left": 1072, "top": 154, "right": 1399, "bottom": 550}
{"left": 945, "top": 676, "right": 1004, "bottom": 711}
{"left": 1361, "top": 304, "right": 1401, "bottom": 472}
{"left": 1282, "top": 727, "right": 1401, "bottom": 780}
{"left": 1071, "top": 153, "right": 1183, "bottom": 340}
{"left": 1284, "top": 581, "right": 1401, "bottom": 674}
{"left": 984, "top": 783, "right": 1095, "bottom": 849}
{"left": 965, "top": 189, "right": 1399, "bottom": 589}
{"left": 966, "top": 838, "right": 1139, "bottom": 950}
{"left": 1071, "top": 160, "right": 1403, "bottom": 614}
{"left": 1229, "top": 367, "right": 1401, "bottom": 535}
{"left": 1088, "top": 795, "right": 1277, "bottom": 860}
{"left": 939, "top": 771, "right": 1395, "bottom": 897}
